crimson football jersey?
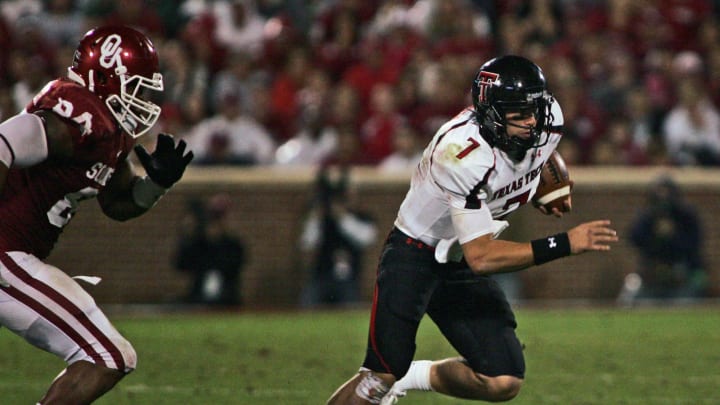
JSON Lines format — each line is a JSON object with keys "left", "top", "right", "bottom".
{"left": 0, "top": 78, "right": 134, "bottom": 258}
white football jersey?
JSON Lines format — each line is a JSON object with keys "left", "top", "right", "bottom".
{"left": 395, "top": 101, "right": 564, "bottom": 246}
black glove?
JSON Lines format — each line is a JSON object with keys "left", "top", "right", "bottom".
{"left": 134, "top": 133, "right": 194, "bottom": 188}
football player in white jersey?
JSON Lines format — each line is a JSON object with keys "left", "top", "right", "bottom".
{"left": 327, "top": 55, "right": 618, "bottom": 404}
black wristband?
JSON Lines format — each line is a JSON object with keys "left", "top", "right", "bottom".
{"left": 531, "top": 232, "right": 571, "bottom": 265}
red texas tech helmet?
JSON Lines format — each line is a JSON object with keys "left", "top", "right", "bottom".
{"left": 68, "top": 25, "right": 164, "bottom": 138}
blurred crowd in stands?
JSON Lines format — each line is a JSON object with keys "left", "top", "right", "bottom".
{"left": 2, "top": 0, "right": 720, "bottom": 169}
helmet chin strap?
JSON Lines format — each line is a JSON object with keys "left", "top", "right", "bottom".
{"left": 501, "top": 122, "right": 539, "bottom": 161}
{"left": 506, "top": 121, "right": 534, "bottom": 131}
{"left": 478, "top": 108, "right": 544, "bottom": 161}
{"left": 505, "top": 139, "right": 532, "bottom": 161}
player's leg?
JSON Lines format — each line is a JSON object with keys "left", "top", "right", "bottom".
{"left": 408, "top": 272, "right": 525, "bottom": 401}
{"left": 40, "top": 361, "right": 125, "bottom": 404}
{"left": 327, "top": 229, "right": 440, "bottom": 404}
{"left": 412, "top": 357, "right": 522, "bottom": 401}
{"left": 0, "top": 252, "right": 136, "bottom": 404}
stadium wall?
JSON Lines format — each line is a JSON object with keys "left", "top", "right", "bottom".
{"left": 48, "top": 167, "right": 720, "bottom": 307}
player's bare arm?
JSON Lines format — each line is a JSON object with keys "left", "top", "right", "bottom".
{"left": 97, "top": 158, "right": 145, "bottom": 221}
{"left": 98, "top": 133, "right": 193, "bottom": 221}
{"left": 461, "top": 234, "right": 535, "bottom": 274}
{"left": 461, "top": 220, "right": 618, "bottom": 275}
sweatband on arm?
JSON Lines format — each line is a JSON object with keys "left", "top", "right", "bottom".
{"left": 0, "top": 113, "right": 49, "bottom": 168}
{"left": 531, "top": 232, "right": 571, "bottom": 265}
{"left": 132, "top": 176, "right": 167, "bottom": 209}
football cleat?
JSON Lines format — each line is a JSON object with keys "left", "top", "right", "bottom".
{"left": 380, "top": 387, "right": 407, "bottom": 405}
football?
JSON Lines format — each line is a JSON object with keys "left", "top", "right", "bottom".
{"left": 532, "top": 150, "right": 572, "bottom": 213}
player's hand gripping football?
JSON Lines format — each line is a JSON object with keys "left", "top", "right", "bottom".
{"left": 135, "top": 133, "right": 194, "bottom": 188}
{"left": 535, "top": 180, "right": 574, "bottom": 217}
{"left": 533, "top": 150, "right": 573, "bottom": 218}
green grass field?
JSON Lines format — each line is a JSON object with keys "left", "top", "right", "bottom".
{"left": 1, "top": 306, "right": 718, "bottom": 404}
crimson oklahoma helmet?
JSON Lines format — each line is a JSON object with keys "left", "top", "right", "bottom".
{"left": 68, "top": 25, "right": 163, "bottom": 138}
{"left": 471, "top": 55, "right": 554, "bottom": 161}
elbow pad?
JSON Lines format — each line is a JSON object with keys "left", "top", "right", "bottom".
{"left": 0, "top": 113, "right": 49, "bottom": 168}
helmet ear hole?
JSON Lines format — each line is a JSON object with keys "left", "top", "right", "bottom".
{"left": 95, "top": 70, "right": 107, "bottom": 86}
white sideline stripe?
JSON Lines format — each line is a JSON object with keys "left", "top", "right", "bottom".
{"left": 535, "top": 185, "right": 570, "bottom": 205}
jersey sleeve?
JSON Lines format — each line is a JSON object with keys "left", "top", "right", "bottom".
{"left": 428, "top": 129, "right": 495, "bottom": 206}
{"left": 26, "top": 79, "right": 121, "bottom": 162}
{"left": 428, "top": 130, "right": 498, "bottom": 243}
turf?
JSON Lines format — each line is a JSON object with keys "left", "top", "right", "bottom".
{"left": 1, "top": 306, "right": 718, "bottom": 404}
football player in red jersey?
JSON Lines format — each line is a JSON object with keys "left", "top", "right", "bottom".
{"left": 0, "top": 26, "right": 192, "bottom": 403}
{"left": 327, "top": 56, "right": 619, "bottom": 404}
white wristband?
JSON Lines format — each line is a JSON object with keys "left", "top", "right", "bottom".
{"left": 132, "top": 176, "right": 167, "bottom": 208}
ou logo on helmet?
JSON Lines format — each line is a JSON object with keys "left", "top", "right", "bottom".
{"left": 99, "top": 34, "right": 126, "bottom": 73}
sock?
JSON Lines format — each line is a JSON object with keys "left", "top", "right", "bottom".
{"left": 393, "top": 360, "right": 434, "bottom": 392}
